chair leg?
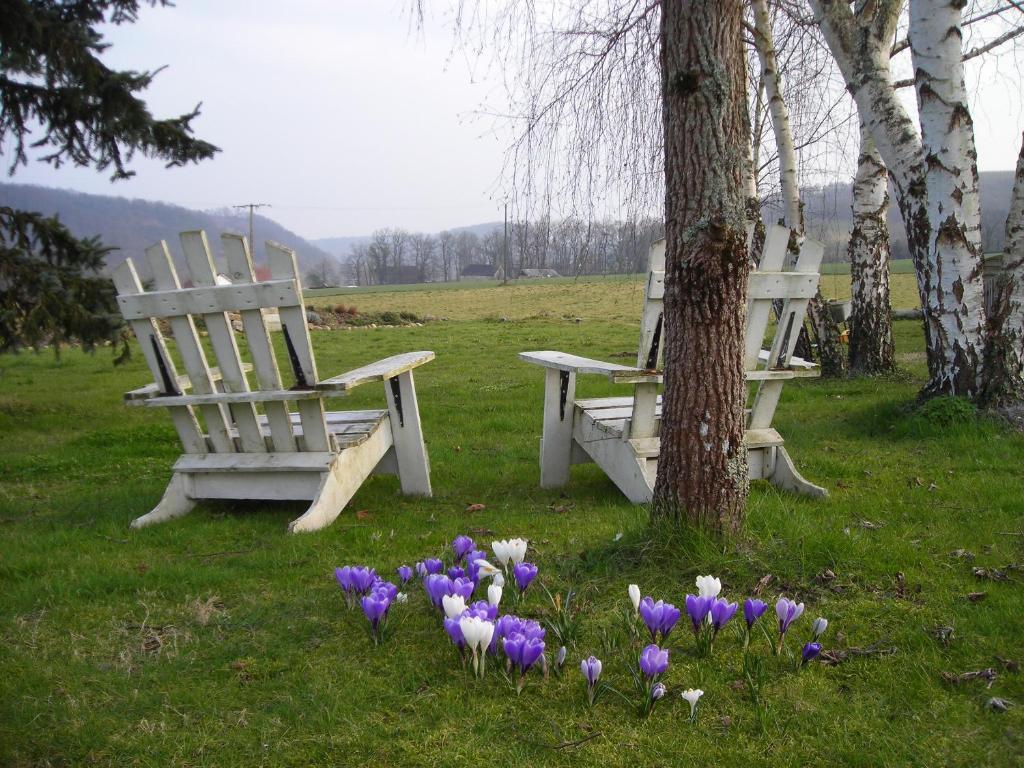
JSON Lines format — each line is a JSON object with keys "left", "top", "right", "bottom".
{"left": 385, "top": 370, "right": 432, "bottom": 497}
{"left": 767, "top": 446, "right": 828, "bottom": 498}
{"left": 540, "top": 368, "right": 576, "bottom": 488}
{"left": 131, "top": 473, "right": 196, "bottom": 529}
{"left": 288, "top": 430, "right": 391, "bottom": 533}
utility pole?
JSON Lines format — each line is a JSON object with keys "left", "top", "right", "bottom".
{"left": 233, "top": 203, "right": 270, "bottom": 253}
{"left": 503, "top": 202, "right": 509, "bottom": 286}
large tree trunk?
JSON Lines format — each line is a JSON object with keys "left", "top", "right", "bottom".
{"left": 981, "top": 131, "right": 1024, "bottom": 407}
{"left": 848, "top": 122, "right": 896, "bottom": 374}
{"left": 908, "top": 0, "right": 986, "bottom": 396}
{"left": 652, "top": 0, "right": 750, "bottom": 534}
{"left": 810, "top": 0, "right": 986, "bottom": 398}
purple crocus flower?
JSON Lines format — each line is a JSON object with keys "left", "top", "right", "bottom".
{"left": 504, "top": 632, "right": 545, "bottom": 677}
{"left": 685, "top": 594, "right": 712, "bottom": 633}
{"left": 396, "top": 565, "right": 413, "bottom": 585}
{"left": 423, "top": 558, "right": 444, "bottom": 575}
{"left": 466, "top": 549, "right": 488, "bottom": 584}
{"left": 424, "top": 574, "right": 452, "bottom": 609}
{"left": 466, "top": 600, "right": 498, "bottom": 622}
{"left": 444, "top": 616, "right": 465, "bottom": 649}
{"left": 448, "top": 566, "right": 467, "bottom": 581}
{"left": 639, "top": 597, "right": 681, "bottom": 642}
{"left": 581, "top": 656, "right": 602, "bottom": 686}
{"left": 776, "top": 597, "right": 805, "bottom": 635}
{"left": 651, "top": 682, "right": 667, "bottom": 701}
{"left": 371, "top": 579, "right": 398, "bottom": 602}
{"left": 802, "top": 641, "right": 822, "bottom": 665}
{"left": 361, "top": 592, "right": 391, "bottom": 632}
{"left": 451, "top": 576, "right": 475, "bottom": 600}
{"left": 710, "top": 598, "right": 738, "bottom": 633}
{"left": 349, "top": 567, "right": 378, "bottom": 594}
{"left": 639, "top": 644, "right": 669, "bottom": 678}
{"left": 513, "top": 562, "right": 538, "bottom": 593}
{"left": 452, "top": 535, "right": 476, "bottom": 563}
{"left": 335, "top": 566, "right": 353, "bottom": 591}
{"left": 744, "top": 598, "right": 768, "bottom": 629}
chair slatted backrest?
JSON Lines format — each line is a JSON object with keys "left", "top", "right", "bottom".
{"left": 745, "top": 224, "right": 823, "bottom": 430}
{"left": 628, "top": 224, "right": 821, "bottom": 433}
{"left": 114, "top": 231, "right": 328, "bottom": 455}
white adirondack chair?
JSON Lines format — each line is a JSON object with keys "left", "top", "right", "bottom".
{"left": 114, "top": 231, "right": 433, "bottom": 533}
{"left": 519, "top": 224, "right": 827, "bottom": 503}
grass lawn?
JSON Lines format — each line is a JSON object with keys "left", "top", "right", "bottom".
{"left": 1, "top": 280, "right": 1021, "bottom": 767}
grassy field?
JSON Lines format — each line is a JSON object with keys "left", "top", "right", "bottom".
{"left": 308, "top": 269, "right": 921, "bottom": 323}
{"left": 1, "top": 279, "right": 1022, "bottom": 767}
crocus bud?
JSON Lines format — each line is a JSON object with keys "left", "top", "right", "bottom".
{"left": 812, "top": 617, "right": 828, "bottom": 640}
{"left": 651, "top": 682, "right": 666, "bottom": 701}
{"left": 487, "top": 583, "right": 503, "bottom": 607}
{"left": 556, "top": 646, "right": 567, "bottom": 671}
{"left": 628, "top": 584, "right": 641, "bottom": 613}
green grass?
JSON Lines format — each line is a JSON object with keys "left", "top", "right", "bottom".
{"left": 1, "top": 290, "right": 1022, "bottom": 766}
{"left": 309, "top": 269, "right": 921, "bottom": 324}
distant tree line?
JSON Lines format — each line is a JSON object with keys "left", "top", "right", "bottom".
{"left": 336, "top": 218, "right": 665, "bottom": 286}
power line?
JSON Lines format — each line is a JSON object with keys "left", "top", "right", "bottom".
{"left": 233, "top": 202, "right": 270, "bottom": 251}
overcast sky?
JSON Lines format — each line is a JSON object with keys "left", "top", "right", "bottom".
{"left": 8, "top": 1, "right": 1024, "bottom": 240}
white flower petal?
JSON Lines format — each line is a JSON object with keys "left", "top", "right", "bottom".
{"left": 487, "top": 583, "right": 503, "bottom": 607}
{"left": 443, "top": 594, "right": 467, "bottom": 620}
{"left": 628, "top": 584, "right": 641, "bottom": 612}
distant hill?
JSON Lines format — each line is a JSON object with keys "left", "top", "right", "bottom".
{"left": 314, "top": 221, "right": 503, "bottom": 259}
{"left": 0, "top": 183, "right": 336, "bottom": 276}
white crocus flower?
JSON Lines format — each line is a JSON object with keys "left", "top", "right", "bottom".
{"left": 812, "top": 617, "right": 828, "bottom": 640}
{"left": 395, "top": 592, "right": 408, "bottom": 604}
{"left": 681, "top": 688, "right": 704, "bottom": 719}
{"left": 508, "top": 538, "right": 528, "bottom": 564}
{"left": 628, "top": 584, "right": 641, "bottom": 613}
{"left": 442, "top": 594, "right": 467, "bottom": 620}
{"left": 459, "top": 616, "right": 485, "bottom": 652}
{"left": 493, "top": 571, "right": 505, "bottom": 588}
{"left": 487, "top": 583, "right": 503, "bottom": 607}
{"left": 491, "top": 541, "right": 513, "bottom": 567}
{"left": 474, "top": 558, "right": 501, "bottom": 578}
{"left": 695, "top": 575, "right": 722, "bottom": 599}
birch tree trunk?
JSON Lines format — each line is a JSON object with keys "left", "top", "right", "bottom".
{"left": 848, "top": 122, "right": 895, "bottom": 374}
{"left": 751, "top": 0, "right": 844, "bottom": 375}
{"left": 810, "top": 0, "right": 986, "bottom": 397}
{"left": 981, "top": 131, "right": 1024, "bottom": 407}
{"left": 652, "top": 0, "right": 751, "bottom": 534}
{"left": 908, "top": 0, "right": 986, "bottom": 396}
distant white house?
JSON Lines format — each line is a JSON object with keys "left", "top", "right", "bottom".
{"left": 519, "top": 268, "right": 560, "bottom": 278}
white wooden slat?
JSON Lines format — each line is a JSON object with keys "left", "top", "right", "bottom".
{"left": 629, "top": 382, "right": 660, "bottom": 439}
{"left": 266, "top": 241, "right": 330, "bottom": 452}
{"left": 174, "top": 452, "right": 335, "bottom": 473}
{"left": 316, "top": 351, "right": 436, "bottom": 392}
{"left": 117, "top": 279, "right": 301, "bottom": 320}
{"left": 143, "top": 389, "right": 322, "bottom": 408}
{"left": 746, "top": 272, "right": 819, "bottom": 301}
{"left": 123, "top": 364, "right": 254, "bottom": 404}
{"left": 179, "top": 231, "right": 267, "bottom": 453}
{"left": 519, "top": 351, "right": 660, "bottom": 383}
{"left": 385, "top": 370, "right": 431, "bottom": 495}
{"left": 111, "top": 259, "right": 206, "bottom": 454}
{"left": 540, "top": 367, "right": 576, "bottom": 488}
{"left": 146, "top": 242, "right": 235, "bottom": 453}
{"left": 221, "top": 234, "right": 297, "bottom": 453}
{"left": 637, "top": 239, "right": 666, "bottom": 370}
{"left": 744, "top": 224, "right": 792, "bottom": 370}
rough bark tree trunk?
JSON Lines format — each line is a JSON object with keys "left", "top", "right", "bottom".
{"left": 848, "top": 122, "right": 896, "bottom": 374}
{"left": 652, "top": 0, "right": 751, "bottom": 534}
{"left": 811, "top": 0, "right": 987, "bottom": 398}
{"left": 981, "top": 131, "right": 1024, "bottom": 407}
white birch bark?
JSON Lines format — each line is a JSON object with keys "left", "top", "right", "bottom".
{"left": 810, "top": 0, "right": 986, "bottom": 396}
{"left": 908, "top": 0, "right": 986, "bottom": 395}
{"left": 848, "top": 122, "right": 895, "bottom": 374}
{"left": 981, "top": 131, "right": 1024, "bottom": 405}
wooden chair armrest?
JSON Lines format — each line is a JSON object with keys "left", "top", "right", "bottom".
{"left": 519, "top": 351, "right": 662, "bottom": 384}
{"left": 315, "top": 351, "right": 435, "bottom": 393}
{"left": 123, "top": 364, "right": 254, "bottom": 406}
{"left": 756, "top": 349, "right": 818, "bottom": 370}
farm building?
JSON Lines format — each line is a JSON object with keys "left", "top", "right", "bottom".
{"left": 461, "top": 263, "right": 504, "bottom": 280}
{"left": 519, "top": 268, "right": 560, "bottom": 278}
